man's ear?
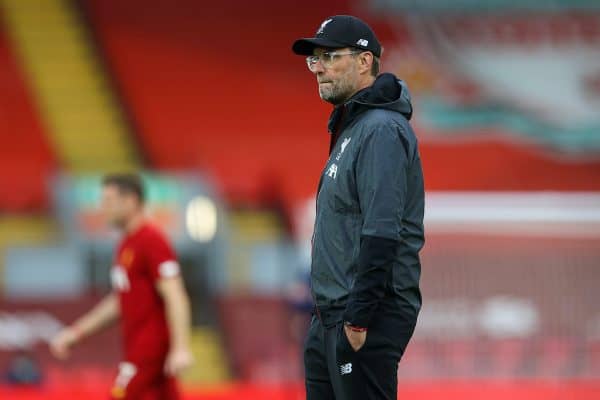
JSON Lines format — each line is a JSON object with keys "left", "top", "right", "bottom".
{"left": 358, "top": 52, "right": 373, "bottom": 75}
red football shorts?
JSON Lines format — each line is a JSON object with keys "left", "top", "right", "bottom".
{"left": 110, "top": 361, "right": 180, "bottom": 400}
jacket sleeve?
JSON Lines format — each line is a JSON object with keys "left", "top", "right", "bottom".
{"left": 343, "top": 124, "right": 408, "bottom": 328}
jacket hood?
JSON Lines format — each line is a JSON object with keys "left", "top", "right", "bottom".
{"left": 328, "top": 73, "right": 413, "bottom": 133}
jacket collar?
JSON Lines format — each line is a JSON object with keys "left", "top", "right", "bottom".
{"left": 327, "top": 73, "right": 413, "bottom": 134}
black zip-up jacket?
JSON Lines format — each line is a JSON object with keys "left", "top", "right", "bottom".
{"left": 311, "top": 73, "right": 424, "bottom": 328}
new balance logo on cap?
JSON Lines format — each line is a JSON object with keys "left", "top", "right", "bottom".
{"left": 356, "top": 39, "right": 369, "bottom": 46}
{"left": 340, "top": 362, "right": 353, "bottom": 375}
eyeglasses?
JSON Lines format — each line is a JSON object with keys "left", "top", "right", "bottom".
{"left": 306, "top": 50, "right": 361, "bottom": 71}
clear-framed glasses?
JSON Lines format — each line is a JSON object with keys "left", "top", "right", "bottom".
{"left": 306, "top": 50, "right": 361, "bottom": 71}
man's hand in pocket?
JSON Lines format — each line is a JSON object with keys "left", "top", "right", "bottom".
{"left": 344, "top": 325, "right": 367, "bottom": 352}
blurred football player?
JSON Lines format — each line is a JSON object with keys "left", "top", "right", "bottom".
{"left": 50, "top": 173, "right": 193, "bottom": 400}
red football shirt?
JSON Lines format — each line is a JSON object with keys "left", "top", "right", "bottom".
{"left": 110, "top": 222, "right": 180, "bottom": 363}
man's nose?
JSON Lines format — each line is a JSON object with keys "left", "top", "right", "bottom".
{"left": 312, "top": 61, "right": 325, "bottom": 74}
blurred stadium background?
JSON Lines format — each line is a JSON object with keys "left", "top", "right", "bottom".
{"left": 1, "top": 0, "right": 600, "bottom": 399}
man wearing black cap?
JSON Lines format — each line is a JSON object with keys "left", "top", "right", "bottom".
{"left": 292, "top": 15, "right": 425, "bottom": 400}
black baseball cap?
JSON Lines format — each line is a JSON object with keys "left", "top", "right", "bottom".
{"left": 292, "top": 15, "right": 382, "bottom": 58}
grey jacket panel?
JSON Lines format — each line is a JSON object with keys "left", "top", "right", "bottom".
{"left": 311, "top": 73, "right": 424, "bottom": 327}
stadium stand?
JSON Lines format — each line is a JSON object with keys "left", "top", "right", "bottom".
{"left": 0, "top": 16, "right": 54, "bottom": 212}
{"left": 0, "top": 0, "right": 139, "bottom": 173}
{"left": 85, "top": 0, "right": 600, "bottom": 213}
{"left": 1, "top": 1, "right": 599, "bottom": 398}
{"left": 77, "top": 0, "right": 600, "bottom": 386}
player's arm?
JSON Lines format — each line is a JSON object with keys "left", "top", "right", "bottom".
{"left": 156, "top": 275, "right": 194, "bottom": 376}
{"left": 342, "top": 126, "right": 408, "bottom": 349}
{"left": 50, "top": 292, "right": 120, "bottom": 360}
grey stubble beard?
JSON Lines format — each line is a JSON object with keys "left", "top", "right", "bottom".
{"left": 318, "top": 68, "right": 357, "bottom": 106}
